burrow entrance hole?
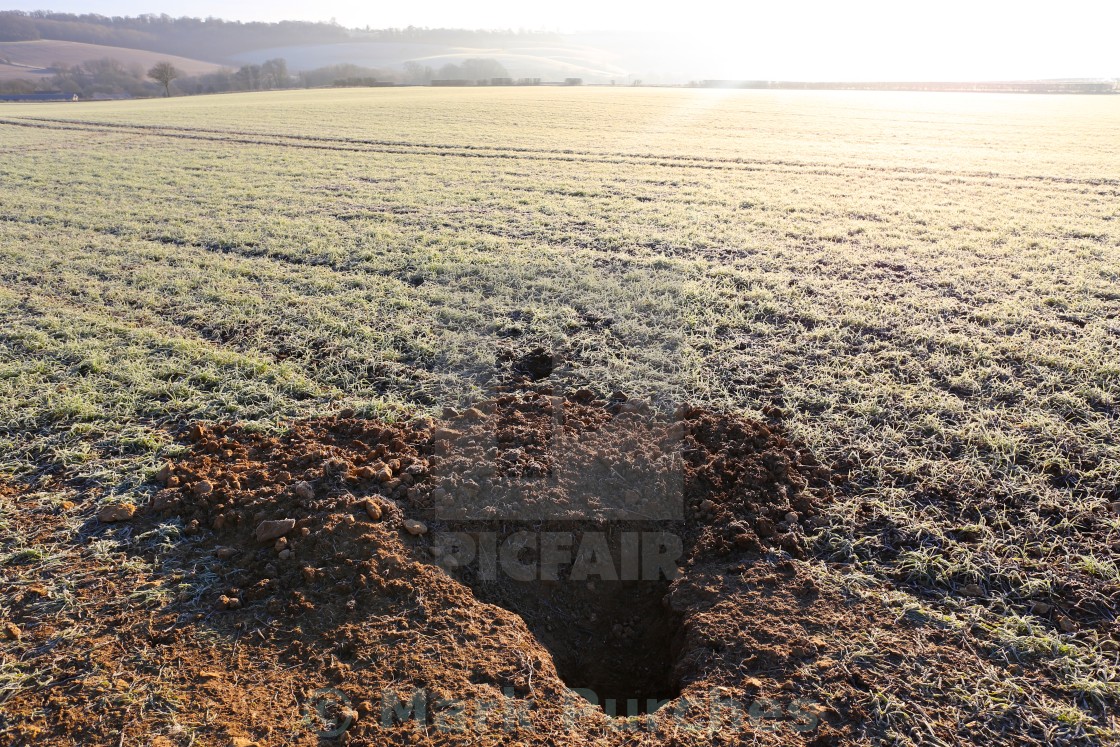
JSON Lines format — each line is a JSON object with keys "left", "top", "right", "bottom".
{"left": 437, "top": 526, "right": 684, "bottom": 716}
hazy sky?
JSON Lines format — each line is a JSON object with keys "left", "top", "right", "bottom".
{"left": 7, "top": 1, "right": 1118, "bottom": 79}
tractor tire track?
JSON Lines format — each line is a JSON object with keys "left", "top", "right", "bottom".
{"left": 3, "top": 116, "right": 1117, "bottom": 190}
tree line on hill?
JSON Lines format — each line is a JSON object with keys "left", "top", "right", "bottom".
{"left": 0, "top": 11, "right": 556, "bottom": 62}
{"left": 0, "top": 53, "right": 514, "bottom": 98}
{"left": 692, "top": 79, "right": 1119, "bottom": 94}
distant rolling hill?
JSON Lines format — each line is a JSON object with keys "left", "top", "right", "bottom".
{"left": 0, "top": 36, "right": 629, "bottom": 84}
{"left": 0, "top": 35, "right": 723, "bottom": 89}
{"left": 0, "top": 40, "right": 221, "bottom": 80}
{"left": 230, "top": 41, "right": 631, "bottom": 82}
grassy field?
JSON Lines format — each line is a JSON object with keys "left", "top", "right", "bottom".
{"left": 1, "top": 88, "right": 1118, "bottom": 745}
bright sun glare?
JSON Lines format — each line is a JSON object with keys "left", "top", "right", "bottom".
{"left": 5, "top": 0, "right": 1118, "bottom": 80}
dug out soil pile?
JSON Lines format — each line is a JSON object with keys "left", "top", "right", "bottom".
{"left": 146, "top": 386, "right": 864, "bottom": 744}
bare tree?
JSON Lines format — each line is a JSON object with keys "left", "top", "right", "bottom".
{"left": 260, "top": 58, "right": 288, "bottom": 89}
{"left": 147, "top": 61, "right": 180, "bottom": 97}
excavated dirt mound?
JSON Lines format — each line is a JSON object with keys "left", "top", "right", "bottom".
{"left": 144, "top": 387, "right": 857, "bottom": 744}
{"left": 6, "top": 388, "right": 1108, "bottom": 745}
{"left": 154, "top": 388, "right": 831, "bottom": 605}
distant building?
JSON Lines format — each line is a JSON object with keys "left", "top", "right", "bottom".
{"left": 490, "top": 77, "right": 514, "bottom": 86}
{"left": 564, "top": 78, "right": 583, "bottom": 86}
{"left": 431, "top": 79, "right": 474, "bottom": 87}
{"left": 0, "top": 91, "right": 78, "bottom": 102}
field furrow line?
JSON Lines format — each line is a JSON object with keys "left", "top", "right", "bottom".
{"left": 3, "top": 116, "right": 1116, "bottom": 189}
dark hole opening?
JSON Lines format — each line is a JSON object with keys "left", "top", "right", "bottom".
{"left": 442, "top": 526, "right": 683, "bottom": 717}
